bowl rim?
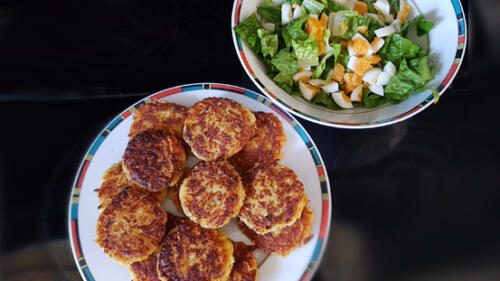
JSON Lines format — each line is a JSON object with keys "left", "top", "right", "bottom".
{"left": 231, "top": 0, "right": 468, "bottom": 129}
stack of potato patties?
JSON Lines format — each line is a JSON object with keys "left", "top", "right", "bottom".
{"left": 95, "top": 97, "right": 314, "bottom": 281}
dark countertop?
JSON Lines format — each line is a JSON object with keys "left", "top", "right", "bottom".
{"left": 2, "top": 0, "right": 500, "bottom": 280}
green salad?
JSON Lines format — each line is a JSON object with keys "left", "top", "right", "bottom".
{"left": 234, "top": 0, "right": 435, "bottom": 110}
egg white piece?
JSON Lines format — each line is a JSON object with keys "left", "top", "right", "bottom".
{"left": 371, "top": 37, "right": 385, "bottom": 53}
{"left": 376, "top": 71, "right": 392, "bottom": 86}
{"left": 363, "top": 68, "right": 382, "bottom": 85}
{"left": 375, "top": 25, "right": 396, "bottom": 37}
{"left": 350, "top": 85, "right": 363, "bottom": 102}
{"left": 308, "top": 79, "right": 326, "bottom": 87}
{"left": 293, "top": 71, "right": 313, "bottom": 82}
{"left": 391, "top": 19, "right": 402, "bottom": 32}
{"left": 348, "top": 33, "right": 374, "bottom": 57}
{"left": 332, "top": 92, "right": 354, "bottom": 109}
{"left": 282, "top": 3, "right": 292, "bottom": 25}
{"left": 383, "top": 61, "right": 397, "bottom": 76}
{"left": 321, "top": 81, "right": 339, "bottom": 93}
{"left": 293, "top": 5, "right": 302, "bottom": 19}
{"left": 299, "top": 81, "right": 318, "bottom": 101}
{"left": 369, "top": 84, "right": 385, "bottom": 96}
{"left": 374, "top": 0, "right": 390, "bottom": 16}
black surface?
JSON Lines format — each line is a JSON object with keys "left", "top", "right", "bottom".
{"left": 2, "top": 0, "right": 500, "bottom": 280}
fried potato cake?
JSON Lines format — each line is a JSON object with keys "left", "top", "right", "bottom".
{"left": 238, "top": 205, "right": 313, "bottom": 257}
{"left": 168, "top": 168, "right": 191, "bottom": 214}
{"left": 128, "top": 214, "right": 190, "bottom": 281}
{"left": 230, "top": 112, "right": 286, "bottom": 171}
{"left": 229, "top": 242, "right": 258, "bottom": 281}
{"left": 157, "top": 221, "right": 234, "bottom": 281}
{"left": 95, "top": 162, "right": 166, "bottom": 209}
{"left": 128, "top": 250, "right": 161, "bottom": 281}
{"left": 180, "top": 160, "right": 245, "bottom": 228}
{"left": 183, "top": 97, "right": 256, "bottom": 161}
{"left": 96, "top": 187, "right": 167, "bottom": 265}
{"left": 123, "top": 130, "right": 186, "bottom": 192}
{"left": 239, "top": 162, "right": 306, "bottom": 234}
{"left": 129, "top": 101, "right": 188, "bottom": 139}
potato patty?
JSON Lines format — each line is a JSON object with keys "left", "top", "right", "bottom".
{"left": 96, "top": 187, "right": 167, "bottom": 265}
{"left": 123, "top": 130, "right": 186, "bottom": 192}
{"left": 230, "top": 112, "right": 286, "bottom": 171}
{"left": 183, "top": 97, "right": 256, "bottom": 161}
{"left": 180, "top": 160, "right": 245, "bottom": 228}
{"left": 96, "top": 162, "right": 166, "bottom": 209}
{"left": 229, "top": 242, "right": 258, "bottom": 281}
{"left": 238, "top": 205, "right": 313, "bottom": 257}
{"left": 157, "top": 221, "right": 234, "bottom": 281}
{"left": 128, "top": 250, "right": 161, "bottom": 281}
{"left": 239, "top": 162, "right": 306, "bottom": 234}
{"left": 129, "top": 101, "right": 188, "bottom": 139}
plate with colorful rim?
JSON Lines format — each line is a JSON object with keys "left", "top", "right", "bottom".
{"left": 67, "top": 83, "right": 332, "bottom": 281}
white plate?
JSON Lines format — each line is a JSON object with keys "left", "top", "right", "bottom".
{"left": 68, "top": 83, "right": 332, "bottom": 281}
{"left": 231, "top": 0, "right": 467, "bottom": 128}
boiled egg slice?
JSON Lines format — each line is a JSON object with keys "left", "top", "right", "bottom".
{"left": 293, "top": 71, "right": 313, "bottom": 82}
{"left": 369, "top": 84, "right": 385, "bottom": 96}
{"left": 363, "top": 68, "right": 382, "bottom": 85}
{"left": 350, "top": 85, "right": 364, "bottom": 102}
{"left": 376, "top": 71, "right": 392, "bottom": 86}
{"left": 332, "top": 91, "right": 354, "bottom": 109}
{"left": 348, "top": 56, "right": 372, "bottom": 76}
{"left": 321, "top": 81, "right": 339, "bottom": 93}
{"left": 348, "top": 33, "right": 374, "bottom": 57}
{"left": 282, "top": 3, "right": 292, "bottom": 25}
{"left": 375, "top": 25, "right": 396, "bottom": 37}
{"left": 371, "top": 37, "right": 385, "bottom": 53}
{"left": 383, "top": 61, "right": 397, "bottom": 76}
{"left": 374, "top": 0, "right": 390, "bottom": 16}
{"left": 299, "top": 81, "right": 319, "bottom": 101}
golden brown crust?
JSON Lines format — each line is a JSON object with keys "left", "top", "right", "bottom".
{"left": 168, "top": 168, "right": 191, "bottom": 214}
{"left": 95, "top": 162, "right": 167, "bottom": 209}
{"left": 129, "top": 250, "right": 161, "bottom": 281}
{"left": 157, "top": 221, "right": 234, "bottom": 281}
{"left": 238, "top": 205, "right": 313, "bottom": 257}
{"left": 96, "top": 187, "right": 167, "bottom": 265}
{"left": 129, "top": 101, "right": 188, "bottom": 139}
{"left": 239, "top": 162, "right": 306, "bottom": 234}
{"left": 230, "top": 112, "right": 287, "bottom": 172}
{"left": 180, "top": 160, "right": 245, "bottom": 228}
{"left": 229, "top": 242, "right": 258, "bottom": 281}
{"left": 183, "top": 97, "right": 256, "bottom": 161}
{"left": 123, "top": 130, "right": 186, "bottom": 192}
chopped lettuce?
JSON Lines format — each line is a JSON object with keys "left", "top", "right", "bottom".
{"left": 234, "top": 13, "right": 263, "bottom": 53}
{"left": 357, "top": 16, "right": 382, "bottom": 40}
{"left": 282, "top": 16, "right": 310, "bottom": 47}
{"left": 271, "top": 48, "right": 299, "bottom": 74}
{"left": 257, "top": 6, "right": 282, "bottom": 24}
{"left": 313, "top": 40, "right": 341, "bottom": 78}
{"left": 258, "top": 29, "right": 279, "bottom": 57}
{"left": 312, "top": 91, "right": 342, "bottom": 110}
{"left": 331, "top": 10, "right": 360, "bottom": 40}
{"left": 385, "top": 58, "right": 434, "bottom": 100}
{"left": 284, "top": 0, "right": 303, "bottom": 4}
{"left": 401, "top": 15, "right": 435, "bottom": 37}
{"left": 363, "top": 90, "right": 390, "bottom": 108}
{"left": 387, "top": 0, "right": 400, "bottom": 16}
{"left": 379, "top": 34, "right": 422, "bottom": 65}
{"left": 302, "top": 0, "right": 326, "bottom": 14}
{"left": 326, "top": 0, "right": 349, "bottom": 12}
{"left": 292, "top": 34, "right": 319, "bottom": 68}
{"left": 363, "top": 0, "right": 377, "bottom": 13}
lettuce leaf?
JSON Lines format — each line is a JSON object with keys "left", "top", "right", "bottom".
{"left": 331, "top": 10, "right": 359, "bottom": 40}
{"left": 302, "top": 0, "right": 325, "bottom": 14}
{"left": 258, "top": 29, "right": 279, "bottom": 57}
{"left": 363, "top": 0, "right": 377, "bottom": 13}
{"left": 387, "top": 0, "right": 399, "bottom": 16}
{"left": 271, "top": 48, "right": 299, "bottom": 75}
{"left": 312, "top": 91, "right": 342, "bottom": 110}
{"left": 313, "top": 41, "right": 341, "bottom": 78}
{"left": 292, "top": 34, "right": 319, "bottom": 68}
{"left": 378, "top": 34, "right": 422, "bottom": 65}
{"left": 284, "top": 0, "right": 303, "bottom": 4}
{"left": 357, "top": 16, "right": 382, "bottom": 41}
{"left": 257, "top": 6, "right": 282, "bottom": 24}
{"left": 326, "top": 0, "right": 350, "bottom": 12}
{"left": 401, "top": 15, "right": 435, "bottom": 37}
{"left": 385, "top": 58, "right": 433, "bottom": 100}
{"left": 282, "top": 16, "right": 310, "bottom": 47}
{"left": 234, "top": 13, "right": 263, "bottom": 53}
{"left": 363, "top": 91, "right": 390, "bottom": 108}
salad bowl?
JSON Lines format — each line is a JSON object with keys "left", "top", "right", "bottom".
{"left": 231, "top": 0, "right": 467, "bottom": 128}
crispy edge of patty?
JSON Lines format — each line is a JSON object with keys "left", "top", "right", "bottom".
{"left": 229, "top": 242, "right": 258, "bottom": 281}
{"left": 179, "top": 160, "right": 245, "bottom": 228}
{"left": 230, "top": 112, "right": 287, "bottom": 172}
{"left": 123, "top": 130, "right": 186, "bottom": 192}
{"left": 157, "top": 221, "right": 234, "bottom": 281}
{"left": 239, "top": 162, "right": 306, "bottom": 234}
{"left": 129, "top": 101, "right": 188, "bottom": 139}
{"left": 183, "top": 97, "right": 256, "bottom": 161}
{"left": 238, "top": 205, "right": 314, "bottom": 257}
{"left": 96, "top": 187, "right": 167, "bottom": 265}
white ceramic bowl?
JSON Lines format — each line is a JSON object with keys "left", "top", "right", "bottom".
{"left": 231, "top": 0, "right": 467, "bottom": 128}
